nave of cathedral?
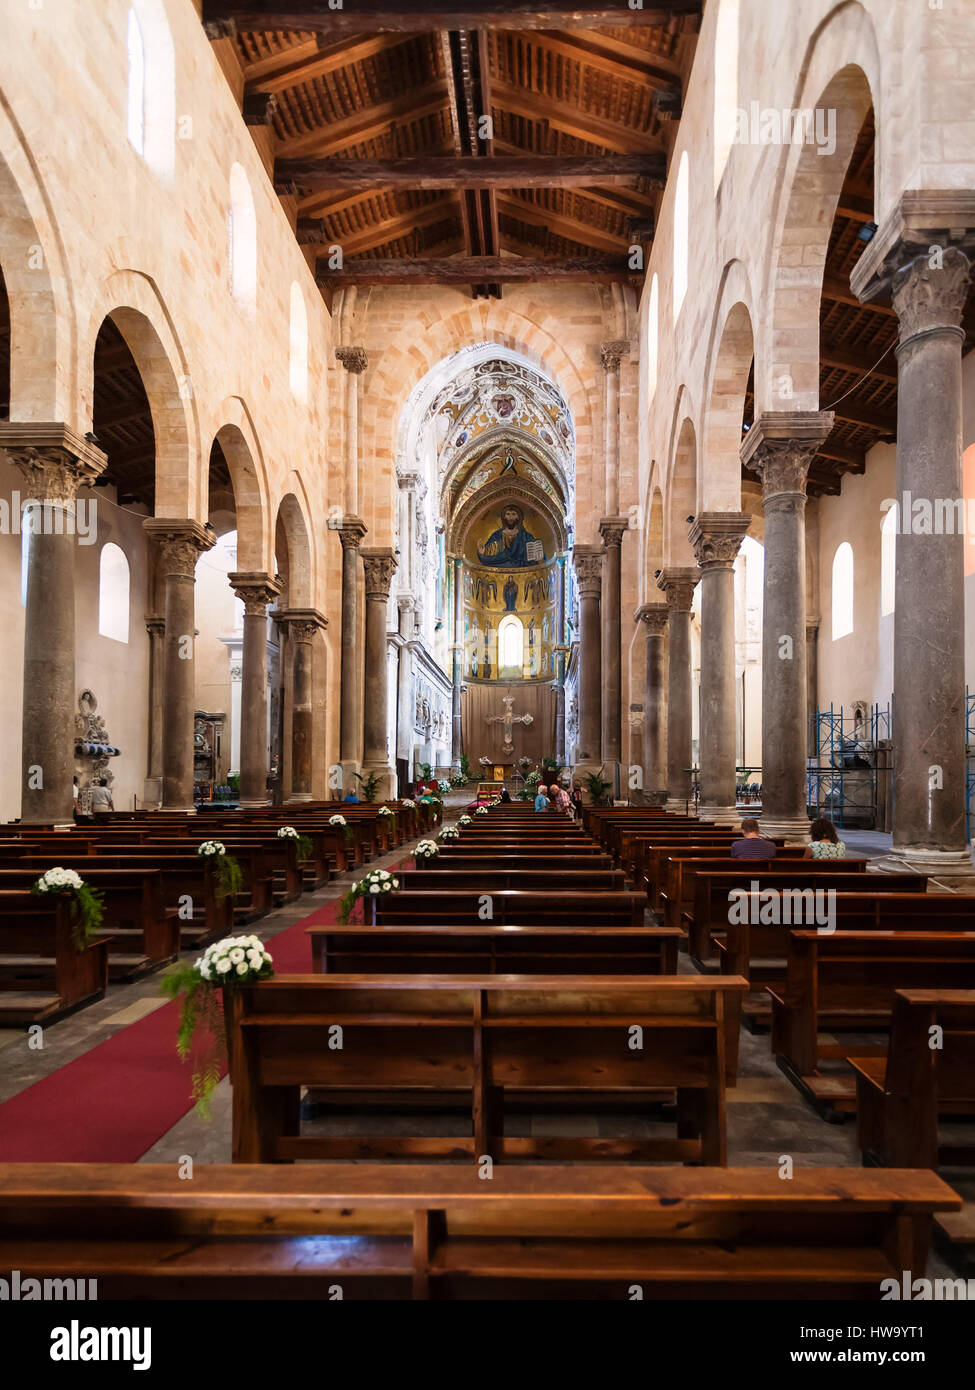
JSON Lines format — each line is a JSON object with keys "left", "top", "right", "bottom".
{"left": 1, "top": 0, "right": 975, "bottom": 1339}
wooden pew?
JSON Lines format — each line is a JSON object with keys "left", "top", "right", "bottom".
{"left": 0, "top": 1161, "right": 958, "bottom": 1300}
{"left": 374, "top": 889, "right": 648, "bottom": 928}
{"left": 225, "top": 974, "right": 747, "bottom": 1163}
{"left": 399, "top": 867, "right": 629, "bottom": 893}
{"left": 422, "top": 853, "right": 615, "bottom": 874}
{"left": 308, "top": 922, "right": 681, "bottom": 976}
{"left": 655, "top": 845, "right": 799, "bottom": 922}
{"left": 0, "top": 891, "right": 110, "bottom": 1025}
{"left": 850, "top": 989, "right": 975, "bottom": 1169}
{"left": 770, "top": 930, "right": 975, "bottom": 1115}
{"left": 435, "top": 841, "right": 606, "bottom": 860}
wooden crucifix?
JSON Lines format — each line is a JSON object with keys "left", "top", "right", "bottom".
{"left": 485, "top": 692, "right": 533, "bottom": 753}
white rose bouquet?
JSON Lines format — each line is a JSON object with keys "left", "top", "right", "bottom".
{"left": 401, "top": 799, "right": 416, "bottom": 810}
{"left": 161, "top": 933, "right": 274, "bottom": 1117}
{"left": 276, "top": 825, "right": 313, "bottom": 859}
{"left": 329, "top": 813, "right": 354, "bottom": 842}
{"left": 457, "top": 815, "right": 473, "bottom": 827}
{"left": 437, "top": 826, "right": 460, "bottom": 842}
{"left": 415, "top": 839, "right": 439, "bottom": 859}
{"left": 475, "top": 806, "right": 489, "bottom": 816}
{"left": 377, "top": 805, "right": 395, "bottom": 817}
{"left": 196, "top": 841, "right": 243, "bottom": 901}
{"left": 32, "top": 866, "right": 104, "bottom": 951}
{"left": 338, "top": 867, "right": 400, "bottom": 923}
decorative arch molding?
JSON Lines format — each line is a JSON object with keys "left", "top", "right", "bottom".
{"left": 665, "top": 397, "right": 698, "bottom": 569}
{"left": 210, "top": 400, "right": 272, "bottom": 573}
{"left": 273, "top": 483, "right": 315, "bottom": 610}
{"left": 757, "top": 1, "right": 880, "bottom": 413}
{"left": 441, "top": 425, "right": 570, "bottom": 518}
{"left": 85, "top": 264, "right": 199, "bottom": 518}
{"left": 702, "top": 263, "right": 756, "bottom": 512}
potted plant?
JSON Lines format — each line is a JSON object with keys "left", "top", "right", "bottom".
{"left": 582, "top": 767, "right": 611, "bottom": 807}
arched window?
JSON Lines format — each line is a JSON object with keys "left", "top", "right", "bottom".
{"left": 880, "top": 504, "right": 897, "bottom": 617}
{"left": 831, "top": 541, "right": 854, "bottom": 640}
{"left": 228, "top": 163, "right": 257, "bottom": 313}
{"left": 646, "top": 273, "right": 659, "bottom": 400}
{"left": 289, "top": 281, "right": 308, "bottom": 401}
{"left": 498, "top": 614, "right": 524, "bottom": 672}
{"left": 126, "top": 8, "right": 146, "bottom": 155}
{"left": 673, "top": 152, "right": 689, "bottom": 320}
{"left": 713, "top": 0, "right": 739, "bottom": 191}
{"left": 98, "top": 544, "right": 130, "bottom": 643}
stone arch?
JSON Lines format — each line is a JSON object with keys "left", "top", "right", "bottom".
{"left": 702, "top": 266, "right": 756, "bottom": 512}
{"left": 645, "top": 484, "right": 665, "bottom": 593}
{"left": 667, "top": 412, "right": 698, "bottom": 569}
{"left": 210, "top": 399, "right": 272, "bottom": 572}
{"left": 85, "top": 266, "right": 198, "bottom": 517}
{"left": 758, "top": 3, "right": 880, "bottom": 412}
{"left": 274, "top": 488, "right": 313, "bottom": 609}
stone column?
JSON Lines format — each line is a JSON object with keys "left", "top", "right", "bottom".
{"left": 600, "top": 339, "right": 630, "bottom": 515}
{"left": 741, "top": 413, "right": 833, "bottom": 842}
{"left": 599, "top": 516, "right": 627, "bottom": 793}
{"left": 657, "top": 568, "right": 698, "bottom": 813}
{"left": 689, "top": 513, "right": 750, "bottom": 823}
{"left": 554, "top": 557, "right": 568, "bottom": 765}
{"left": 145, "top": 617, "right": 166, "bottom": 806}
{"left": 806, "top": 622, "right": 819, "bottom": 756}
{"left": 396, "top": 596, "right": 418, "bottom": 774}
{"left": 335, "top": 516, "right": 367, "bottom": 789}
{"left": 450, "top": 554, "right": 464, "bottom": 770}
{"left": 572, "top": 545, "right": 603, "bottom": 773}
{"left": 852, "top": 223, "right": 975, "bottom": 872}
{"left": 0, "top": 427, "right": 106, "bottom": 823}
{"left": 635, "top": 603, "right": 669, "bottom": 804}
{"left": 277, "top": 610, "right": 328, "bottom": 802}
{"left": 335, "top": 345, "right": 367, "bottom": 517}
{"left": 229, "top": 572, "right": 282, "bottom": 807}
{"left": 361, "top": 547, "right": 397, "bottom": 799}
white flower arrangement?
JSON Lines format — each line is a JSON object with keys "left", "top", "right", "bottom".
{"left": 438, "top": 826, "right": 460, "bottom": 842}
{"left": 328, "top": 814, "right": 347, "bottom": 827}
{"left": 377, "top": 805, "right": 395, "bottom": 816}
{"left": 338, "top": 867, "right": 401, "bottom": 922}
{"left": 277, "top": 826, "right": 299, "bottom": 839}
{"left": 32, "top": 867, "right": 104, "bottom": 951}
{"left": 457, "top": 815, "right": 473, "bottom": 827}
{"left": 34, "top": 867, "right": 84, "bottom": 893}
{"left": 197, "top": 840, "right": 226, "bottom": 859}
{"left": 437, "top": 780, "right": 451, "bottom": 793}
{"left": 401, "top": 799, "right": 416, "bottom": 809}
{"left": 196, "top": 840, "right": 243, "bottom": 900}
{"left": 415, "top": 839, "right": 440, "bottom": 859}
{"left": 196, "top": 933, "right": 273, "bottom": 984}
{"left": 475, "top": 806, "right": 489, "bottom": 816}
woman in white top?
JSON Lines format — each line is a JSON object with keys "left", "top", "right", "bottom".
{"left": 803, "top": 817, "right": 846, "bottom": 859}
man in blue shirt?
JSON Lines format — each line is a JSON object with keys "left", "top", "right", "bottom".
{"left": 534, "top": 784, "right": 550, "bottom": 812}
{"left": 730, "top": 817, "right": 777, "bottom": 859}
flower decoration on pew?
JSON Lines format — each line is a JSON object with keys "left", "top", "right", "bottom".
{"left": 328, "top": 813, "right": 354, "bottom": 842}
{"left": 276, "top": 825, "right": 314, "bottom": 859}
{"left": 437, "top": 780, "right": 451, "bottom": 794}
{"left": 377, "top": 805, "right": 395, "bottom": 817}
{"left": 31, "top": 867, "right": 105, "bottom": 952}
{"left": 161, "top": 934, "right": 273, "bottom": 1117}
{"left": 337, "top": 868, "right": 400, "bottom": 924}
{"left": 401, "top": 799, "right": 416, "bottom": 810}
{"left": 475, "top": 806, "right": 489, "bottom": 816}
{"left": 196, "top": 841, "right": 244, "bottom": 902}
{"left": 457, "top": 814, "right": 473, "bottom": 827}
{"left": 437, "top": 826, "right": 460, "bottom": 842}
{"left": 415, "top": 839, "right": 440, "bottom": 860}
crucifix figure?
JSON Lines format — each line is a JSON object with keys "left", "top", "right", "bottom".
{"left": 485, "top": 692, "right": 534, "bottom": 753}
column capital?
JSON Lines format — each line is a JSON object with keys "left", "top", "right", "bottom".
{"left": 277, "top": 608, "right": 328, "bottom": 642}
{"left": 333, "top": 514, "right": 368, "bottom": 549}
{"left": 335, "top": 345, "right": 368, "bottom": 374}
{"left": 600, "top": 340, "right": 630, "bottom": 373}
{"left": 360, "top": 546, "right": 397, "bottom": 599}
{"left": 397, "top": 470, "right": 422, "bottom": 491}
{"left": 806, "top": 621, "right": 820, "bottom": 640}
{"left": 634, "top": 602, "right": 669, "bottom": 636}
{"left": 228, "top": 571, "right": 283, "bottom": 615}
{"left": 741, "top": 412, "right": 834, "bottom": 499}
{"left": 0, "top": 423, "right": 107, "bottom": 500}
{"left": 145, "top": 616, "right": 166, "bottom": 637}
{"left": 849, "top": 190, "right": 975, "bottom": 317}
{"left": 890, "top": 247, "right": 972, "bottom": 343}
{"left": 688, "top": 511, "right": 751, "bottom": 570}
{"left": 572, "top": 543, "right": 603, "bottom": 597}
{"left": 598, "top": 515, "right": 629, "bottom": 549}
{"left": 657, "top": 566, "right": 698, "bottom": 612}
{"left": 143, "top": 518, "right": 215, "bottom": 575}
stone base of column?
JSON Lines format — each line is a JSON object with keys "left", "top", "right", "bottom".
{"left": 869, "top": 848, "right": 975, "bottom": 889}
{"left": 159, "top": 805, "right": 198, "bottom": 814}
{"left": 337, "top": 760, "right": 362, "bottom": 800}
{"left": 665, "top": 797, "right": 695, "bottom": 816}
{"left": 239, "top": 797, "right": 270, "bottom": 809}
{"left": 698, "top": 803, "right": 740, "bottom": 826}
{"left": 362, "top": 763, "right": 396, "bottom": 801}
{"left": 759, "top": 815, "right": 810, "bottom": 846}
{"left": 143, "top": 778, "right": 162, "bottom": 808}
{"left": 286, "top": 792, "right": 313, "bottom": 803}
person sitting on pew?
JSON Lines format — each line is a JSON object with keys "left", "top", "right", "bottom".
{"left": 89, "top": 778, "right": 114, "bottom": 819}
{"left": 343, "top": 790, "right": 360, "bottom": 804}
{"left": 730, "top": 817, "right": 777, "bottom": 859}
{"left": 499, "top": 785, "right": 511, "bottom": 803}
{"left": 803, "top": 817, "right": 846, "bottom": 860}
{"left": 534, "top": 784, "right": 550, "bottom": 812}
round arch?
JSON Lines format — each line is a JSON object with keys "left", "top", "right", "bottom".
{"left": 209, "top": 400, "right": 272, "bottom": 573}
{"left": 274, "top": 490, "right": 313, "bottom": 609}
{"left": 667, "top": 413, "right": 698, "bottom": 569}
{"left": 702, "top": 267, "right": 756, "bottom": 512}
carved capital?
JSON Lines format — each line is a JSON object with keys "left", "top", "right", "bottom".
{"left": 573, "top": 544, "right": 603, "bottom": 597}
{"left": 600, "top": 340, "right": 630, "bottom": 373}
{"left": 143, "top": 519, "right": 215, "bottom": 577}
{"left": 334, "top": 515, "right": 368, "bottom": 550}
{"left": 657, "top": 566, "right": 698, "bottom": 612}
{"left": 397, "top": 471, "right": 422, "bottom": 492}
{"left": 277, "top": 608, "right": 328, "bottom": 643}
{"left": 741, "top": 412, "right": 834, "bottom": 500}
{"left": 0, "top": 424, "right": 106, "bottom": 502}
{"left": 599, "top": 515, "right": 629, "bottom": 549}
{"left": 335, "top": 345, "right": 368, "bottom": 374}
{"left": 688, "top": 511, "right": 750, "bottom": 570}
{"left": 361, "top": 547, "right": 397, "bottom": 600}
{"left": 635, "top": 602, "right": 669, "bottom": 637}
{"left": 229, "top": 571, "right": 282, "bottom": 617}
{"left": 890, "top": 247, "right": 972, "bottom": 343}
{"left": 145, "top": 617, "right": 165, "bottom": 639}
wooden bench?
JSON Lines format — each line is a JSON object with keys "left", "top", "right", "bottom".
{"left": 399, "top": 867, "right": 629, "bottom": 893}
{"left": 654, "top": 845, "right": 800, "bottom": 921}
{"left": 374, "top": 889, "right": 648, "bottom": 928}
{"left": 770, "top": 930, "right": 975, "bottom": 1115}
{"left": 0, "top": 891, "right": 110, "bottom": 1025}
{"left": 225, "top": 974, "right": 747, "bottom": 1163}
{"left": 0, "top": 1161, "right": 957, "bottom": 1300}
{"left": 422, "top": 853, "right": 615, "bottom": 874}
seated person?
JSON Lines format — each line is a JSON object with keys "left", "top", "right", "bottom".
{"left": 533, "top": 784, "right": 550, "bottom": 812}
{"left": 499, "top": 785, "right": 511, "bottom": 803}
{"left": 343, "top": 791, "right": 360, "bottom": 804}
{"left": 803, "top": 817, "right": 846, "bottom": 859}
{"left": 729, "top": 817, "right": 777, "bottom": 859}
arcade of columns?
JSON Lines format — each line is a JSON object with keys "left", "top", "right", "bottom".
{"left": 5, "top": 212, "right": 974, "bottom": 874}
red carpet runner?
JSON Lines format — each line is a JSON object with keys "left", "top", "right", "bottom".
{"left": 0, "top": 862, "right": 412, "bottom": 1163}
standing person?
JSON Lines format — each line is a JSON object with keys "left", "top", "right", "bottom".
{"left": 534, "top": 784, "right": 550, "bottom": 812}
{"left": 552, "top": 780, "right": 572, "bottom": 816}
{"left": 571, "top": 783, "right": 584, "bottom": 820}
{"left": 89, "top": 778, "right": 114, "bottom": 819}
{"left": 803, "top": 818, "right": 847, "bottom": 859}
{"left": 729, "top": 817, "right": 777, "bottom": 859}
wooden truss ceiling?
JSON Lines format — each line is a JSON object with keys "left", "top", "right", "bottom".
{"left": 91, "top": 321, "right": 156, "bottom": 509}
{"left": 208, "top": 2, "right": 700, "bottom": 295}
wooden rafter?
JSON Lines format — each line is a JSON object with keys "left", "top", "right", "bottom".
{"left": 244, "top": 34, "right": 415, "bottom": 93}
{"left": 274, "top": 81, "right": 450, "bottom": 158}
{"left": 203, "top": 2, "right": 703, "bottom": 37}
{"left": 497, "top": 194, "right": 629, "bottom": 255}
{"left": 531, "top": 29, "right": 683, "bottom": 87}
{"left": 317, "top": 255, "right": 640, "bottom": 286}
{"left": 493, "top": 82, "right": 664, "bottom": 152}
{"left": 278, "top": 152, "right": 666, "bottom": 193}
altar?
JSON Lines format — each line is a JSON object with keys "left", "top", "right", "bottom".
{"left": 461, "top": 679, "right": 556, "bottom": 767}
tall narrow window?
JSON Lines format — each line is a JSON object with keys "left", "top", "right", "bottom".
{"left": 831, "top": 541, "right": 854, "bottom": 640}
{"left": 713, "top": 0, "right": 739, "bottom": 190}
{"left": 127, "top": 8, "right": 146, "bottom": 155}
{"left": 289, "top": 281, "right": 308, "bottom": 401}
{"left": 880, "top": 504, "right": 897, "bottom": 617}
{"left": 499, "top": 614, "right": 524, "bottom": 671}
{"left": 673, "top": 152, "right": 689, "bottom": 320}
{"left": 646, "top": 273, "right": 659, "bottom": 401}
{"left": 229, "top": 163, "right": 257, "bottom": 313}
{"left": 20, "top": 507, "right": 33, "bottom": 608}
{"left": 98, "top": 543, "right": 131, "bottom": 643}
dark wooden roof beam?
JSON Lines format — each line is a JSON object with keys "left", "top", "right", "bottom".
{"left": 244, "top": 33, "right": 414, "bottom": 94}
{"left": 277, "top": 152, "right": 665, "bottom": 193}
{"left": 204, "top": 3, "right": 703, "bottom": 38}
{"left": 317, "top": 255, "right": 640, "bottom": 286}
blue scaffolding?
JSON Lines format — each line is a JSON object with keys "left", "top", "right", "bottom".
{"left": 807, "top": 702, "right": 891, "bottom": 830}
